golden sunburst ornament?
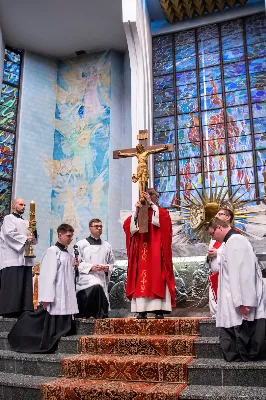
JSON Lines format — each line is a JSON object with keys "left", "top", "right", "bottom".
{"left": 172, "top": 181, "right": 266, "bottom": 243}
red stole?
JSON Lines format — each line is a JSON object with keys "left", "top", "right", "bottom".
{"left": 209, "top": 240, "right": 222, "bottom": 303}
{"left": 124, "top": 207, "right": 176, "bottom": 307}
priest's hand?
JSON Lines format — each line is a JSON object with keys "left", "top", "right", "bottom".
{"left": 208, "top": 248, "right": 217, "bottom": 258}
{"left": 42, "top": 302, "right": 50, "bottom": 309}
{"left": 143, "top": 192, "right": 151, "bottom": 203}
{"left": 102, "top": 265, "right": 109, "bottom": 272}
{"left": 135, "top": 201, "right": 142, "bottom": 209}
{"left": 27, "top": 235, "right": 34, "bottom": 243}
{"left": 73, "top": 259, "right": 79, "bottom": 267}
{"left": 91, "top": 264, "right": 102, "bottom": 272}
{"left": 240, "top": 305, "right": 250, "bottom": 320}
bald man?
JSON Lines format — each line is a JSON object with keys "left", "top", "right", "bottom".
{"left": 0, "top": 198, "right": 38, "bottom": 317}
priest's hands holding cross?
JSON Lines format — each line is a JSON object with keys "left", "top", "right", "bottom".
{"left": 240, "top": 305, "right": 250, "bottom": 320}
{"left": 91, "top": 264, "right": 109, "bottom": 272}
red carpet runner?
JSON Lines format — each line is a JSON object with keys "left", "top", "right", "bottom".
{"left": 41, "top": 317, "right": 202, "bottom": 399}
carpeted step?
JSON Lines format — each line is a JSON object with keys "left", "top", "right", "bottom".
{"left": 61, "top": 353, "right": 193, "bottom": 383}
{"left": 94, "top": 317, "right": 203, "bottom": 336}
{"left": 187, "top": 358, "right": 266, "bottom": 387}
{"left": 79, "top": 334, "right": 197, "bottom": 356}
{"left": 178, "top": 385, "right": 266, "bottom": 399}
{"left": 41, "top": 377, "right": 187, "bottom": 399}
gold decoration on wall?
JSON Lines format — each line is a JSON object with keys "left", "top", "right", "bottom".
{"left": 159, "top": 0, "right": 248, "bottom": 22}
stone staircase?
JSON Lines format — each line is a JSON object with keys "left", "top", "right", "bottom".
{"left": 0, "top": 317, "right": 265, "bottom": 399}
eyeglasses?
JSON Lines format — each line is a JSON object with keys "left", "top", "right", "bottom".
{"left": 210, "top": 227, "right": 217, "bottom": 237}
{"left": 217, "top": 212, "right": 227, "bottom": 217}
{"left": 91, "top": 225, "right": 103, "bottom": 229}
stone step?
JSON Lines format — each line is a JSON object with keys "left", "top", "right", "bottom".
{"left": 0, "top": 332, "right": 80, "bottom": 354}
{"left": 41, "top": 377, "right": 187, "bottom": 399}
{"left": 0, "top": 350, "right": 73, "bottom": 377}
{"left": 179, "top": 385, "right": 266, "bottom": 399}
{"left": 198, "top": 319, "right": 218, "bottom": 337}
{"left": 188, "top": 358, "right": 266, "bottom": 387}
{"left": 61, "top": 353, "right": 193, "bottom": 383}
{"left": 193, "top": 337, "right": 223, "bottom": 359}
{"left": 79, "top": 334, "right": 197, "bottom": 356}
{"left": 0, "top": 371, "right": 53, "bottom": 400}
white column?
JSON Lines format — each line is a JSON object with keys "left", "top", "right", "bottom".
{"left": 122, "top": 0, "right": 153, "bottom": 209}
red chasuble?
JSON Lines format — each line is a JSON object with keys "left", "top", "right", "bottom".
{"left": 209, "top": 240, "right": 222, "bottom": 303}
{"left": 123, "top": 207, "right": 176, "bottom": 307}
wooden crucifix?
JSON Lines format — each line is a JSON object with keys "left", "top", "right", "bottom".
{"left": 113, "top": 130, "right": 173, "bottom": 233}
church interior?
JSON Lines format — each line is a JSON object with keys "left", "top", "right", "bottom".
{"left": 0, "top": 0, "right": 266, "bottom": 398}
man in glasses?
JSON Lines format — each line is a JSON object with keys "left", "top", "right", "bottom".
{"left": 74, "top": 219, "right": 115, "bottom": 319}
{"left": 208, "top": 217, "right": 266, "bottom": 362}
{"left": 207, "top": 204, "right": 234, "bottom": 318}
{"left": 123, "top": 188, "right": 176, "bottom": 319}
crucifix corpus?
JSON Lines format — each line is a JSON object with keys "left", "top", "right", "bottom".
{"left": 113, "top": 130, "right": 173, "bottom": 233}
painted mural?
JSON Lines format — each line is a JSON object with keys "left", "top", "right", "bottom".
{"left": 48, "top": 51, "right": 111, "bottom": 242}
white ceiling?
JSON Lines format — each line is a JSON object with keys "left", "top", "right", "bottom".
{"left": 0, "top": 0, "right": 128, "bottom": 58}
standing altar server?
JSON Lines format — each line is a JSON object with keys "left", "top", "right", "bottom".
{"left": 8, "top": 224, "right": 78, "bottom": 353}
{"left": 0, "top": 198, "right": 37, "bottom": 317}
{"left": 208, "top": 217, "right": 266, "bottom": 361}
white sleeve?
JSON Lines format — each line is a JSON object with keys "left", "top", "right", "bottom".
{"left": 1, "top": 216, "right": 27, "bottom": 251}
{"left": 130, "top": 214, "right": 139, "bottom": 236}
{"left": 225, "top": 236, "right": 257, "bottom": 308}
{"left": 38, "top": 248, "right": 58, "bottom": 303}
{"left": 151, "top": 204, "right": 160, "bottom": 227}
{"left": 106, "top": 245, "right": 115, "bottom": 275}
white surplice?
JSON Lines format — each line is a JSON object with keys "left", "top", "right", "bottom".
{"left": 0, "top": 214, "right": 37, "bottom": 270}
{"left": 38, "top": 246, "right": 79, "bottom": 315}
{"left": 75, "top": 239, "right": 115, "bottom": 302}
{"left": 208, "top": 239, "right": 222, "bottom": 317}
{"left": 216, "top": 234, "right": 266, "bottom": 328}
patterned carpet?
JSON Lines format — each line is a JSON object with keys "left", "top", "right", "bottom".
{"left": 41, "top": 318, "right": 202, "bottom": 399}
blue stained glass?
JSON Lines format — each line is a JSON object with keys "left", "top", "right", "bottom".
{"left": 0, "top": 131, "right": 15, "bottom": 146}
{"left": 155, "top": 176, "right": 176, "bottom": 192}
{"left": 257, "top": 166, "right": 265, "bottom": 182}
{"left": 259, "top": 182, "right": 265, "bottom": 199}
{"left": 179, "top": 158, "right": 201, "bottom": 174}
{"left": 205, "top": 171, "right": 228, "bottom": 188}
{"left": 175, "top": 30, "right": 195, "bottom": 45}
{"left": 154, "top": 88, "right": 174, "bottom": 104}
{"left": 256, "top": 150, "right": 266, "bottom": 166}
{"left": 154, "top": 130, "right": 175, "bottom": 145}
{"left": 154, "top": 151, "right": 176, "bottom": 162}
{"left": 153, "top": 46, "right": 173, "bottom": 62}
{"left": 175, "top": 43, "right": 196, "bottom": 59}
{"left": 249, "top": 57, "right": 266, "bottom": 74}
{"left": 200, "top": 79, "right": 222, "bottom": 96}
{"left": 177, "top": 97, "right": 198, "bottom": 114}
{"left": 252, "top": 102, "right": 266, "bottom": 119}
{"left": 199, "top": 52, "right": 220, "bottom": 68}
{"left": 227, "top": 105, "right": 249, "bottom": 121}
{"left": 154, "top": 75, "right": 173, "bottom": 90}
{"left": 178, "top": 112, "right": 199, "bottom": 129}
{"left": 179, "top": 142, "right": 201, "bottom": 158}
{"left": 246, "top": 29, "right": 266, "bottom": 46}
{"left": 154, "top": 160, "right": 176, "bottom": 177}
{"left": 180, "top": 173, "right": 202, "bottom": 189}
{"left": 201, "top": 94, "right": 223, "bottom": 110}
{"left": 198, "top": 38, "right": 219, "bottom": 54}
{"left": 180, "top": 189, "right": 203, "bottom": 202}
{"left": 231, "top": 184, "right": 256, "bottom": 201}
{"left": 224, "top": 75, "right": 247, "bottom": 92}
{"left": 253, "top": 117, "right": 266, "bottom": 134}
{"left": 0, "top": 179, "right": 12, "bottom": 217}
{"left": 222, "top": 19, "right": 243, "bottom": 36}
{"left": 158, "top": 191, "right": 176, "bottom": 208}
{"left": 203, "top": 139, "right": 226, "bottom": 155}
{"left": 176, "top": 70, "right": 196, "bottom": 86}
{"left": 3, "top": 49, "right": 21, "bottom": 85}
{"left": 176, "top": 83, "right": 197, "bottom": 99}
{"left": 178, "top": 127, "right": 200, "bottom": 143}
{"left": 0, "top": 105, "right": 16, "bottom": 131}
{"left": 153, "top": 60, "right": 173, "bottom": 76}
{"left": 154, "top": 116, "right": 175, "bottom": 132}
{"left": 224, "top": 62, "right": 246, "bottom": 78}
{"left": 202, "top": 124, "right": 225, "bottom": 140}
{"left": 199, "top": 66, "right": 221, "bottom": 82}
{"left": 154, "top": 102, "right": 175, "bottom": 118}
{"left": 176, "top": 57, "right": 196, "bottom": 72}
{"left": 202, "top": 109, "right": 224, "bottom": 126}
{"left": 223, "top": 48, "right": 244, "bottom": 64}
{"left": 204, "top": 155, "right": 227, "bottom": 171}
{"left": 225, "top": 90, "right": 248, "bottom": 107}
{"left": 153, "top": 35, "right": 172, "bottom": 49}
{"left": 228, "top": 135, "right": 252, "bottom": 152}
{"left": 222, "top": 33, "right": 243, "bottom": 50}
{"left": 255, "top": 133, "right": 266, "bottom": 150}
{"left": 228, "top": 120, "right": 251, "bottom": 137}
{"left": 0, "top": 84, "right": 18, "bottom": 109}
{"left": 251, "top": 87, "right": 266, "bottom": 103}
{"left": 247, "top": 42, "right": 266, "bottom": 59}
{"left": 249, "top": 72, "right": 266, "bottom": 89}
{"left": 198, "top": 24, "right": 219, "bottom": 40}
{"left": 230, "top": 152, "right": 253, "bottom": 169}
{"left": 246, "top": 14, "right": 266, "bottom": 36}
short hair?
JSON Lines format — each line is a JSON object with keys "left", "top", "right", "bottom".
{"left": 207, "top": 217, "right": 230, "bottom": 230}
{"left": 220, "top": 207, "right": 234, "bottom": 223}
{"left": 147, "top": 188, "right": 159, "bottom": 197}
{"left": 89, "top": 218, "right": 102, "bottom": 227}
{"left": 57, "top": 223, "right": 74, "bottom": 234}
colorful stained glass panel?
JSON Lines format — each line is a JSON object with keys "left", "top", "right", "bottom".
{"left": 222, "top": 33, "right": 243, "bottom": 50}
{"left": 199, "top": 66, "right": 221, "bottom": 82}
{"left": 249, "top": 57, "right": 266, "bottom": 74}
{"left": 176, "top": 57, "right": 196, "bottom": 71}
{"left": 231, "top": 184, "right": 256, "bottom": 201}
{"left": 201, "top": 94, "right": 223, "bottom": 110}
{"left": 226, "top": 90, "right": 248, "bottom": 106}
{"left": 154, "top": 75, "right": 174, "bottom": 90}
{"left": 178, "top": 127, "right": 200, "bottom": 143}
{"left": 179, "top": 142, "right": 201, "bottom": 158}
{"left": 202, "top": 124, "right": 225, "bottom": 140}
{"left": 0, "top": 105, "right": 16, "bottom": 131}
{"left": 205, "top": 171, "right": 228, "bottom": 188}
{"left": 153, "top": 60, "right": 173, "bottom": 76}
{"left": 223, "top": 48, "right": 244, "bottom": 64}
{"left": 179, "top": 158, "right": 201, "bottom": 174}
{"left": 154, "top": 130, "right": 175, "bottom": 145}
{"left": 178, "top": 113, "right": 199, "bottom": 129}
{"left": 249, "top": 72, "right": 266, "bottom": 89}
{"left": 202, "top": 109, "right": 224, "bottom": 126}
{"left": 222, "top": 19, "right": 243, "bottom": 36}
{"left": 227, "top": 120, "right": 251, "bottom": 137}
{"left": 0, "top": 143, "right": 14, "bottom": 179}
{"left": 154, "top": 102, "right": 175, "bottom": 118}
{"left": 199, "top": 52, "right": 220, "bottom": 68}
{"left": 253, "top": 117, "right": 266, "bottom": 134}
{"left": 224, "top": 75, "right": 247, "bottom": 92}
{"left": 176, "top": 83, "right": 197, "bottom": 99}
{"left": 198, "top": 38, "right": 219, "bottom": 54}
{"left": 177, "top": 97, "right": 198, "bottom": 114}
{"left": 256, "top": 150, "right": 266, "bottom": 166}
{"left": 200, "top": 79, "right": 222, "bottom": 96}
{"left": 230, "top": 168, "right": 255, "bottom": 185}
{"left": 175, "top": 43, "right": 196, "bottom": 59}
{"left": 203, "top": 139, "right": 226, "bottom": 155}
{"left": 158, "top": 191, "right": 176, "bottom": 208}
{"left": 224, "top": 62, "right": 246, "bottom": 78}
{"left": 3, "top": 49, "right": 21, "bottom": 85}
{"left": 154, "top": 151, "right": 176, "bottom": 162}
{"left": 251, "top": 87, "right": 266, "bottom": 103}
{"left": 204, "top": 155, "right": 227, "bottom": 171}
{"left": 154, "top": 116, "right": 175, "bottom": 132}
{"left": 0, "top": 179, "right": 12, "bottom": 217}
{"left": 228, "top": 135, "right": 252, "bottom": 152}
{"left": 247, "top": 42, "right": 266, "bottom": 59}
{"left": 180, "top": 173, "right": 202, "bottom": 189}
{"left": 255, "top": 133, "right": 266, "bottom": 150}
{"left": 227, "top": 105, "right": 249, "bottom": 121}
{"left": 198, "top": 24, "right": 219, "bottom": 40}
{"left": 252, "top": 102, "right": 266, "bottom": 119}
{"left": 176, "top": 70, "right": 197, "bottom": 85}
{"left": 180, "top": 189, "right": 203, "bottom": 202}
{"left": 0, "top": 84, "right": 18, "bottom": 109}
{"left": 154, "top": 88, "right": 174, "bottom": 103}
{"left": 155, "top": 176, "right": 176, "bottom": 192}
{"left": 230, "top": 152, "right": 253, "bottom": 169}
{"left": 154, "top": 160, "right": 176, "bottom": 177}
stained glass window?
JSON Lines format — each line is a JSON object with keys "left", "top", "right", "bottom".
{"left": 153, "top": 14, "right": 266, "bottom": 208}
{"left": 0, "top": 47, "right": 22, "bottom": 223}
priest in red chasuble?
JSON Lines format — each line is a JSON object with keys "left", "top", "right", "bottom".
{"left": 123, "top": 189, "right": 176, "bottom": 319}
